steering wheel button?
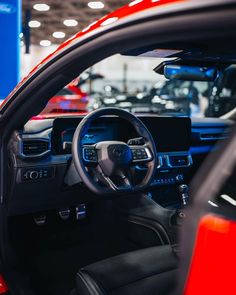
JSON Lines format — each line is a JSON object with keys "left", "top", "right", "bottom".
{"left": 83, "top": 147, "right": 97, "bottom": 162}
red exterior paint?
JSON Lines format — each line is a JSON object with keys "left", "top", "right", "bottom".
{"left": 0, "top": 275, "right": 8, "bottom": 294}
{"left": 184, "top": 214, "right": 236, "bottom": 295}
{"left": 40, "top": 94, "right": 88, "bottom": 115}
{"left": 31, "top": 112, "right": 88, "bottom": 120}
{"left": 39, "top": 82, "right": 88, "bottom": 116}
{"left": 55, "top": 0, "right": 185, "bottom": 52}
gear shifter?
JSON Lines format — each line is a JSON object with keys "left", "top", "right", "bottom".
{"left": 178, "top": 184, "right": 189, "bottom": 207}
{"left": 171, "top": 184, "right": 189, "bottom": 226}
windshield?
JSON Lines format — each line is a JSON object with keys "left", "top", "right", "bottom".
{"left": 38, "top": 54, "right": 236, "bottom": 118}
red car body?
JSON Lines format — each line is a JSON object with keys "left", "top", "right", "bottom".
{"left": 1, "top": 0, "right": 236, "bottom": 294}
{"left": 38, "top": 83, "right": 88, "bottom": 119}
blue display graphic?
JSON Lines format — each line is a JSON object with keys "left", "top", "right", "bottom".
{"left": 0, "top": 0, "right": 21, "bottom": 100}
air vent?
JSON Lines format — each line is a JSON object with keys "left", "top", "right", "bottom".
{"left": 21, "top": 139, "right": 50, "bottom": 158}
{"left": 166, "top": 154, "right": 193, "bottom": 168}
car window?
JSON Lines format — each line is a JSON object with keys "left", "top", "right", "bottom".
{"left": 38, "top": 55, "right": 236, "bottom": 118}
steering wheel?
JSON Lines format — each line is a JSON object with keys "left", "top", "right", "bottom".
{"left": 72, "top": 108, "right": 157, "bottom": 195}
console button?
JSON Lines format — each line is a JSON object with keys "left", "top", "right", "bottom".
{"left": 30, "top": 171, "right": 39, "bottom": 180}
{"left": 176, "top": 174, "right": 184, "bottom": 182}
{"left": 131, "top": 148, "right": 148, "bottom": 161}
{"left": 21, "top": 167, "right": 54, "bottom": 182}
{"left": 151, "top": 173, "right": 184, "bottom": 186}
{"left": 83, "top": 147, "right": 97, "bottom": 162}
{"left": 128, "top": 137, "right": 145, "bottom": 146}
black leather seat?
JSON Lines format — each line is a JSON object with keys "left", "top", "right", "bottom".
{"left": 71, "top": 245, "right": 178, "bottom": 295}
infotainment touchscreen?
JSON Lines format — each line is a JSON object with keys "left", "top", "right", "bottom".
{"left": 140, "top": 116, "right": 191, "bottom": 152}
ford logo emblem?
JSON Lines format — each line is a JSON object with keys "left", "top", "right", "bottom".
{"left": 0, "top": 3, "right": 16, "bottom": 14}
{"left": 113, "top": 148, "right": 126, "bottom": 157}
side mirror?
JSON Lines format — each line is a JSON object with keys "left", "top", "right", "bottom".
{"left": 164, "top": 65, "right": 217, "bottom": 81}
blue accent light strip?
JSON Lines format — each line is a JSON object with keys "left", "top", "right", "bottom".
{"left": 0, "top": 0, "right": 21, "bottom": 100}
{"left": 190, "top": 145, "right": 217, "bottom": 155}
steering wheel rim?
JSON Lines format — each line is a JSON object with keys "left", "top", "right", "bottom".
{"left": 72, "top": 107, "right": 157, "bottom": 195}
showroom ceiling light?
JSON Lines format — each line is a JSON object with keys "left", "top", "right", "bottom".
{"left": 28, "top": 20, "right": 41, "bottom": 28}
{"left": 19, "top": 32, "right": 23, "bottom": 38}
{"left": 52, "top": 31, "right": 66, "bottom": 38}
{"left": 33, "top": 3, "right": 50, "bottom": 11}
{"left": 40, "top": 40, "right": 51, "bottom": 47}
{"left": 63, "top": 19, "right": 78, "bottom": 27}
{"left": 88, "top": 1, "right": 104, "bottom": 9}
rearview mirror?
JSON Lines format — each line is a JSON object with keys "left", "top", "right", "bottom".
{"left": 164, "top": 65, "right": 217, "bottom": 81}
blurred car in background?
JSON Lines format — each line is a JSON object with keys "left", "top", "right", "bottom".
{"left": 39, "top": 65, "right": 236, "bottom": 119}
{"left": 89, "top": 78, "right": 211, "bottom": 117}
{"left": 40, "top": 85, "right": 88, "bottom": 117}
{"left": 38, "top": 72, "right": 104, "bottom": 118}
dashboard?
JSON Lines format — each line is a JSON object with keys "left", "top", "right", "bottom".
{"left": 52, "top": 116, "right": 191, "bottom": 154}
{"left": 7, "top": 115, "right": 233, "bottom": 215}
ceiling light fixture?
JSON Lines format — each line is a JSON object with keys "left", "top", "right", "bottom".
{"left": 33, "top": 3, "right": 50, "bottom": 11}
{"left": 88, "top": 1, "right": 104, "bottom": 9}
{"left": 63, "top": 19, "right": 78, "bottom": 27}
{"left": 28, "top": 20, "right": 41, "bottom": 28}
{"left": 40, "top": 40, "right": 51, "bottom": 47}
{"left": 52, "top": 31, "right": 66, "bottom": 38}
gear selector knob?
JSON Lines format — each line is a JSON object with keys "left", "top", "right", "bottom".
{"left": 178, "top": 184, "right": 189, "bottom": 207}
